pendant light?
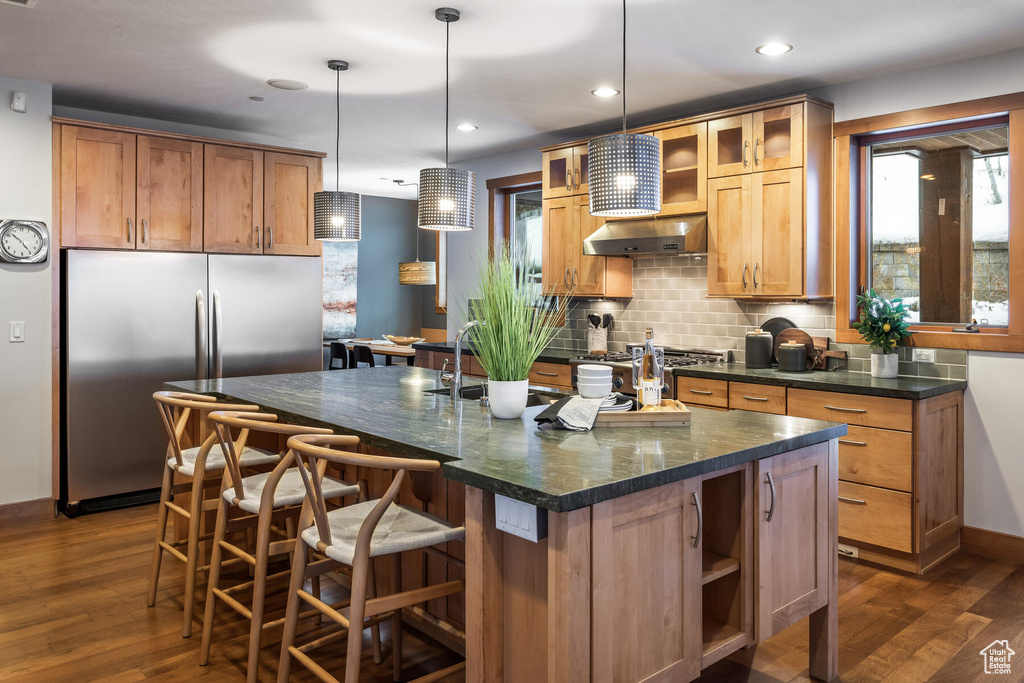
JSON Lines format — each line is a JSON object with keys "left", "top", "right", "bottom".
{"left": 417, "top": 7, "right": 476, "bottom": 231}
{"left": 588, "top": 0, "right": 661, "bottom": 217}
{"left": 314, "top": 60, "right": 361, "bottom": 241}
{"left": 396, "top": 181, "right": 437, "bottom": 285}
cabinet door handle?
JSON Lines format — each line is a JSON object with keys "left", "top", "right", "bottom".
{"left": 754, "top": 138, "right": 761, "bottom": 166}
{"left": 564, "top": 268, "right": 570, "bottom": 286}
{"left": 572, "top": 267, "right": 577, "bottom": 287}
{"left": 691, "top": 491, "right": 703, "bottom": 549}
{"left": 753, "top": 262, "right": 760, "bottom": 289}
{"left": 536, "top": 371, "right": 558, "bottom": 377}
{"left": 825, "top": 405, "right": 867, "bottom": 413}
{"left": 839, "top": 439, "right": 867, "bottom": 446}
{"left": 142, "top": 219, "right": 148, "bottom": 244}
{"left": 127, "top": 217, "right": 134, "bottom": 244}
{"left": 743, "top": 140, "right": 749, "bottom": 167}
{"left": 574, "top": 168, "right": 580, "bottom": 190}
{"left": 255, "top": 225, "right": 261, "bottom": 249}
{"left": 566, "top": 169, "right": 573, "bottom": 192}
{"left": 765, "top": 471, "right": 776, "bottom": 522}
{"left": 839, "top": 496, "right": 867, "bottom": 505}
{"left": 689, "top": 389, "right": 713, "bottom": 395}
{"left": 742, "top": 262, "right": 748, "bottom": 289}
{"left": 742, "top": 395, "right": 769, "bottom": 402}
{"left": 266, "top": 225, "right": 273, "bottom": 250}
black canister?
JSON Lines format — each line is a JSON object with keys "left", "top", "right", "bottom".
{"left": 777, "top": 341, "right": 808, "bottom": 372}
{"left": 745, "top": 328, "right": 774, "bottom": 368}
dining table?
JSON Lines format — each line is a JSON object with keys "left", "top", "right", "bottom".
{"left": 323, "top": 338, "right": 417, "bottom": 366}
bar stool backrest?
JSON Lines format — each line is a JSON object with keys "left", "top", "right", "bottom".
{"left": 152, "top": 391, "right": 260, "bottom": 470}
{"left": 286, "top": 434, "right": 440, "bottom": 558}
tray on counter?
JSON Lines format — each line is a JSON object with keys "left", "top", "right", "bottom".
{"left": 595, "top": 401, "right": 691, "bottom": 427}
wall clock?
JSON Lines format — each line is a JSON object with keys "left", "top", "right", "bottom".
{"left": 0, "top": 220, "right": 49, "bottom": 264}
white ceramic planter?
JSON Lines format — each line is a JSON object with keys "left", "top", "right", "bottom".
{"left": 871, "top": 349, "right": 899, "bottom": 378}
{"left": 488, "top": 379, "right": 530, "bottom": 419}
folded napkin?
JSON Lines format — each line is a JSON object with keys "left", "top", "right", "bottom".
{"left": 534, "top": 396, "right": 604, "bottom": 432}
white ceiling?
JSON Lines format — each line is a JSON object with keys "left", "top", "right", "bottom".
{"left": 3, "top": 0, "right": 1024, "bottom": 199}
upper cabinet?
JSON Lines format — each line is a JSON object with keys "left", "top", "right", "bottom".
{"left": 55, "top": 119, "right": 324, "bottom": 256}
{"left": 708, "top": 114, "right": 753, "bottom": 178}
{"left": 657, "top": 122, "right": 708, "bottom": 215}
{"left": 708, "top": 105, "right": 803, "bottom": 178}
{"left": 542, "top": 144, "right": 588, "bottom": 199}
{"left": 542, "top": 195, "right": 631, "bottom": 298}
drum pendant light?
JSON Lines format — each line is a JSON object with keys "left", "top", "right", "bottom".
{"left": 588, "top": 0, "right": 661, "bottom": 217}
{"left": 396, "top": 182, "right": 438, "bottom": 285}
{"left": 418, "top": 7, "right": 476, "bottom": 231}
{"left": 314, "top": 60, "right": 361, "bottom": 241}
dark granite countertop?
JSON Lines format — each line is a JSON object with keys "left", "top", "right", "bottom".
{"left": 672, "top": 364, "right": 966, "bottom": 400}
{"left": 166, "top": 367, "right": 845, "bottom": 512}
{"left": 411, "top": 341, "right": 579, "bottom": 365}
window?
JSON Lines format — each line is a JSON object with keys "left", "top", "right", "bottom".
{"left": 834, "top": 93, "right": 1024, "bottom": 352}
{"left": 509, "top": 188, "right": 542, "bottom": 283}
{"left": 867, "top": 121, "right": 1009, "bottom": 326}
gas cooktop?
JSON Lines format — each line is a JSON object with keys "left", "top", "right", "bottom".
{"left": 573, "top": 346, "right": 731, "bottom": 367}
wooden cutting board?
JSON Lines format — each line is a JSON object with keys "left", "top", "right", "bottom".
{"left": 773, "top": 329, "right": 816, "bottom": 370}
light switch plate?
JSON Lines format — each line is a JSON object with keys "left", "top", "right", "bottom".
{"left": 495, "top": 493, "right": 547, "bottom": 543}
{"left": 9, "top": 321, "right": 25, "bottom": 342}
{"left": 912, "top": 348, "right": 936, "bottom": 363}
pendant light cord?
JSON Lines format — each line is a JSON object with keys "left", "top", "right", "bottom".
{"left": 621, "top": 0, "right": 627, "bottom": 135}
{"left": 445, "top": 17, "right": 451, "bottom": 169}
{"left": 335, "top": 67, "right": 340, "bottom": 192}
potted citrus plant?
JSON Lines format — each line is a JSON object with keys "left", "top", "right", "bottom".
{"left": 852, "top": 289, "right": 913, "bottom": 378}
{"left": 457, "top": 244, "right": 571, "bottom": 419}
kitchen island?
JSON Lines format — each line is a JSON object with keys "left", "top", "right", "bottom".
{"left": 168, "top": 366, "right": 846, "bottom": 682}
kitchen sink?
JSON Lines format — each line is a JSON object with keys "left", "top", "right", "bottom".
{"left": 424, "top": 386, "right": 557, "bottom": 407}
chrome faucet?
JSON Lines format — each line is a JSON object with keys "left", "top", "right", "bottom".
{"left": 450, "top": 320, "right": 486, "bottom": 401}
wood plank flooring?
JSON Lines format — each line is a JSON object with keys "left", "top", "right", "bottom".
{"left": 2, "top": 504, "right": 1023, "bottom": 682}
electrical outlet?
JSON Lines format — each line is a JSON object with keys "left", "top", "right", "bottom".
{"left": 912, "top": 348, "right": 936, "bottom": 363}
{"left": 9, "top": 321, "right": 25, "bottom": 342}
{"left": 838, "top": 543, "right": 859, "bottom": 559}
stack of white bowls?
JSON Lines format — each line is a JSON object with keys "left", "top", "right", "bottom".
{"left": 576, "top": 364, "right": 613, "bottom": 399}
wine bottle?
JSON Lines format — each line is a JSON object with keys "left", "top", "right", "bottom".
{"left": 639, "top": 328, "right": 661, "bottom": 408}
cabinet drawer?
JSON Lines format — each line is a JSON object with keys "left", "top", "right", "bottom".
{"left": 839, "top": 425, "right": 913, "bottom": 492}
{"left": 675, "top": 376, "right": 728, "bottom": 408}
{"left": 430, "top": 352, "right": 484, "bottom": 377}
{"left": 728, "top": 382, "right": 786, "bottom": 414}
{"left": 528, "top": 361, "right": 572, "bottom": 388}
{"left": 788, "top": 388, "right": 913, "bottom": 432}
{"left": 838, "top": 481, "right": 912, "bottom": 553}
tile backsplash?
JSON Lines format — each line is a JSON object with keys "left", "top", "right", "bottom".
{"left": 547, "top": 254, "right": 967, "bottom": 379}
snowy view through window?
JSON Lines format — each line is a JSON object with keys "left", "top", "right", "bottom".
{"left": 871, "top": 128, "right": 1009, "bottom": 326}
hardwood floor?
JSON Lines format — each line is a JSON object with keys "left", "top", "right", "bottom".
{"left": 1, "top": 504, "right": 1022, "bottom": 682}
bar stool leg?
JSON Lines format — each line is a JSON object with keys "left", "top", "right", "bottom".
{"left": 182, "top": 468, "right": 207, "bottom": 638}
{"left": 277, "top": 538, "right": 310, "bottom": 683}
{"left": 199, "top": 494, "right": 231, "bottom": 665}
{"left": 368, "top": 557, "right": 383, "bottom": 665}
{"left": 391, "top": 553, "right": 403, "bottom": 682}
{"left": 344, "top": 557, "right": 370, "bottom": 683}
{"left": 147, "top": 464, "right": 173, "bottom": 607}
{"left": 245, "top": 511, "right": 274, "bottom": 683}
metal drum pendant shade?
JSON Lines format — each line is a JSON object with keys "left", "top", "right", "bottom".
{"left": 314, "top": 190, "right": 361, "bottom": 241}
{"left": 588, "top": 133, "right": 660, "bottom": 216}
{"left": 418, "top": 167, "right": 475, "bottom": 231}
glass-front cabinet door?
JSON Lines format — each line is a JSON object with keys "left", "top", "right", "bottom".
{"left": 753, "top": 104, "right": 804, "bottom": 172}
{"left": 708, "top": 114, "right": 752, "bottom": 178}
{"left": 542, "top": 147, "right": 575, "bottom": 199}
{"left": 657, "top": 122, "right": 707, "bottom": 215}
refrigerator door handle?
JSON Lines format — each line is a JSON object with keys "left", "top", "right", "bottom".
{"left": 196, "top": 290, "right": 207, "bottom": 380}
{"left": 213, "top": 289, "right": 223, "bottom": 378}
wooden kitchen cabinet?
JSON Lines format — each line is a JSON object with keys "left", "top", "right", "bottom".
{"left": 542, "top": 144, "right": 588, "bottom": 199}
{"left": 708, "top": 114, "right": 752, "bottom": 178}
{"left": 203, "top": 144, "right": 263, "bottom": 254}
{"left": 754, "top": 442, "right": 832, "bottom": 640}
{"left": 136, "top": 135, "right": 203, "bottom": 252}
{"left": 263, "top": 152, "right": 320, "bottom": 256}
{"left": 656, "top": 122, "right": 708, "bottom": 215}
{"left": 60, "top": 125, "right": 137, "bottom": 249}
{"left": 707, "top": 175, "right": 752, "bottom": 296}
{"left": 542, "top": 195, "right": 632, "bottom": 298}
{"left": 753, "top": 104, "right": 804, "bottom": 172}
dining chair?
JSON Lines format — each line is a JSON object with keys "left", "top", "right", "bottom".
{"left": 148, "top": 391, "right": 276, "bottom": 638}
{"left": 328, "top": 342, "right": 349, "bottom": 370}
{"left": 199, "top": 411, "right": 366, "bottom": 683}
{"left": 349, "top": 345, "right": 376, "bottom": 368}
{"left": 277, "top": 434, "right": 467, "bottom": 683}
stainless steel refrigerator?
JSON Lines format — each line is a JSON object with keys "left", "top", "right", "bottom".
{"left": 62, "top": 250, "right": 323, "bottom": 514}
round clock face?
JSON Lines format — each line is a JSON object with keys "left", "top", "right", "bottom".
{"left": 0, "top": 220, "right": 49, "bottom": 264}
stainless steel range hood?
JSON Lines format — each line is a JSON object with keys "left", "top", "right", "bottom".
{"left": 582, "top": 214, "right": 707, "bottom": 256}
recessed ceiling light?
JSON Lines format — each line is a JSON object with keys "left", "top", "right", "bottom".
{"left": 266, "top": 79, "right": 308, "bottom": 90}
{"left": 249, "top": 96, "right": 264, "bottom": 102}
{"left": 591, "top": 87, "right": 621, "bottom": 98}
{"left": 457, "top": 123, "right": 478, "bottom": 132}
{"left": 755, "top": 42, "right": 793, "bottom": 56}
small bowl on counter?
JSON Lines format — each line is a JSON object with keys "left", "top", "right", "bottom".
{"left": 577, "top": 378, "right": 613, "bottom": 399}
{"left": 383, "top": 335, "right": 426, "bottom": 346}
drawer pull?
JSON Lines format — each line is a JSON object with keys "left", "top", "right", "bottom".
{"left": 839, "top": 496, "right": 867, "bottom": 505}
{"left": 825, "top": 405, "right": 867, "bottom": 413}
{"left": 839, "top": 439, "right": 867, "bottom": 446}
{"left": 742, "top": 396, "right": 769, "bottom": 402}
{"left": 536, "top": 371, "right": 558, "bottom": 377}
{"left": 689, "top": 389, "right": 713, "bottom": 395}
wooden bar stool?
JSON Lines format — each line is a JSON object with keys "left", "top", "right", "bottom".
{"left": 148, "top": 391, "right": 275, "bottom": 638}
{"left": 278, "top": 434, "right": 467, "bottom": 683}
{"left": 199, "top": 411, "right": 365, "bottom": 683}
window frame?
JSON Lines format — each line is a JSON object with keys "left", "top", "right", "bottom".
{"left": 486, "top": 171, "right": 543, "bottom": 259}
{"left": 835, "top": 93, "right": 1024, "bottom": 352}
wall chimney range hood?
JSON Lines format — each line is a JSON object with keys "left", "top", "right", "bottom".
{"left": 583, "top": 214, "right": 707, "bottom": 256}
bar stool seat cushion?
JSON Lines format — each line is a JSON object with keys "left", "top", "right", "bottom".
{"left": 169, "top": 445, "right": 280, "bottom": 478}
{"left": 227, "top": 469, "right": 360, "bottom": 514}
{"left": 301, "top": 501, "right": 466, "bottom": 566}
